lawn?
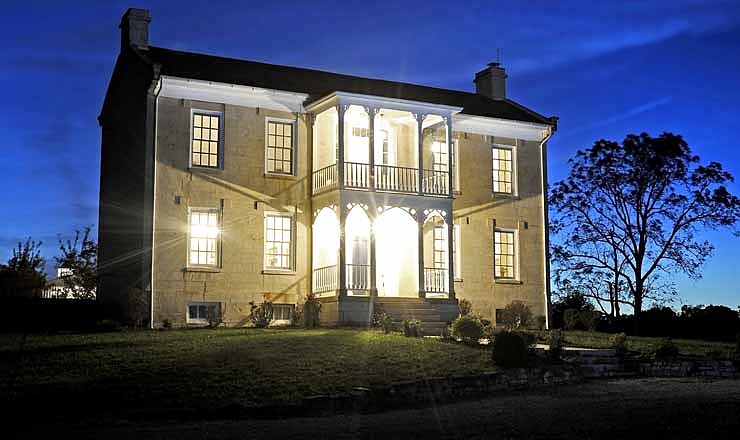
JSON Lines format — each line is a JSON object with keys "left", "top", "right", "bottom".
{"left": 0, "top": 328, "right": 492, "bottom": 417}
{"left": 527, "top": 330, "right": 737, "bottom": 358}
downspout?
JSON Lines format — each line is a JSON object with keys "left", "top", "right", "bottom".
{"left": 539, "top": 123, "right": 555, "bottom": 329}
{"left": 146, "top": 68, "right": 162, "bottom": 329}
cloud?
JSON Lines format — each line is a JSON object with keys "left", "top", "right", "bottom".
{"left": 562, "top": 96, "right": 674, "bottom": 137}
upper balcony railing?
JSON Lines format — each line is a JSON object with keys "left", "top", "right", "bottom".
{"left": 312, "top": 163, "right": 450, "bottom": 196}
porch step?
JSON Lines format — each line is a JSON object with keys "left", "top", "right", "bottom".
{"left": 376, "top": 297, "right": 457, "bottom": 336}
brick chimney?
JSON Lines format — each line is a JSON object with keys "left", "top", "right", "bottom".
{"left": 120, "top": 8, "right": 151, "bottom": 49}
{"left": 474, "top": 62, "right": 507, "bottom": 100}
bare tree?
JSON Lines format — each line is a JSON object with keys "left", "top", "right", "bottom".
{"left": 550, "top": 133, "right": 740, "bottom": 332}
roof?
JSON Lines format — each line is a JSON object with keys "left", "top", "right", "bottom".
{"left": 142, "top": 46, "right": 554, "bottom": 125}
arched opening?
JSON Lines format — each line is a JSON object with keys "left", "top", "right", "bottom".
{"left": 423, "top": 213, "right": 448, "bottom": 297}
{"left": 375, "top": 207, "right": 418, "bottom": 297}
{"left": 312, "top": 207, "right": 339, "bottom": 296}
{"left": 345, "top": 205, "right": 371, "bottom": 295}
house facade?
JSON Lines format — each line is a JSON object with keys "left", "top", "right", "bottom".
{"left": 98, "top": 9, "right": 557, "bottom": 329}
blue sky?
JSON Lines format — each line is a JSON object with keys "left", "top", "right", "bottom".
{"left": 1, "top": 1, "right": 739, "bottom": 308}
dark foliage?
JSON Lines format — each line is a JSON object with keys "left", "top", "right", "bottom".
{"left": 654, "top": 338, "right": 679, "bottom": 359}
{"left": 491, "top": 331, "right": 528, "bottom": 368}
{"left": 249, "top": 301, "right": 273, "bottom": 328}
{"left": 458, "top": 298, "right": 473, "bottom": 317}
{"left": 548, "top": 329, "right": 564, "bottom": 360}
{"left": 499, "top": 301, "right": 533, "bottom": 329}
{"left": 55, "top": 226, "right": 98, "bottom": 300}
{"left": 551, "top": 293, "right": 594, "bottom": 329}
{"left": 302, "top": 293, "right": 321, "bottom": 328}
{"left": 402, "top": 319, "right": 422, "bottom": 337}
{"left": 0, "top": 239, "right": 46, "bottom": 298}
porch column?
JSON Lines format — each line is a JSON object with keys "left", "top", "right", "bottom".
{"left": 369, "top": 210, "right": 377, "bottom": 297}
{"left": 417, "top": 210, "right": 426, "bottom": 298}
{"left": 447, "top": 214, "right": 456, "bottom": 300}
{"left": 337, "top": 104, "right": 345, "bottom": 190}
{"left": 338, "top": 206, "right": 347, "bottom": 297}
{"left": 417, "top": 114, "right": 424, "bottom": 195}
{"left": 369, "top": 107, "right": 376, "bottom": 192}
{"left": 446, "top": 116, "right": 454, "bottom": 198}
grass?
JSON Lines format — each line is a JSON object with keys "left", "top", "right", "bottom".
{"left": 0, "top": 328, "right": 492, "bottom": 416}
{"left": 527, "top": 329, "right": 737, "bottom": 359}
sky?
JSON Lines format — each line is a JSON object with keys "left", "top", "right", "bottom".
{"left": 1, "top": 0, "right": 739, "bottom": 309}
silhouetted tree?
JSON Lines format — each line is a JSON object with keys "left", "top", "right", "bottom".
{"left": 551, "top": 133, "right": 740, "bottom": 332}
{"left": 55, "top": 226, "right": 97, "bottom": 300}
{"left": 0, "top": 239, "right": 46, "bottom": 298}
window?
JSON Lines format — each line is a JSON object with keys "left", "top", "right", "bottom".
{"left": 188, "top": 208, "right": 220, "bottom": 267}
{"left": 191, "top": 112, "right": 221, "bottom": 168}
{"left": 264, "top": 213, "right": 294, "bottom": 270}
{"left": 432, "top": 140, "right": 448, "bottom": 174}
{"left": 433, "top": 225, "right": 447, "bottom": 269}
{"left": 494, "top": 229, "right": 516, "bottom": 279}
{"left": 266, "top": 119, "right": 294, "bottom": 175}
{"left": 271, "top": 304, "right": 294, "bottom": 324}
{"left": 492, "top": 146, "right": 514, "bottom": 194}
{"left": 187, "top": 302, "right": 221, "bottom": 324}
{"left": 453, "top": 224, "right": 462, "bottom": 280}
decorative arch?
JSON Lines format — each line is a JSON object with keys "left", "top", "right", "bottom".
{"left": 374, "top": 207, "right": 419, "bottom": 297}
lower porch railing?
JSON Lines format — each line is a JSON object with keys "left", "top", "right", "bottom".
{"left": 312, "top": 265, "right": 337, "bottom": 295}
{"left": 346, "top": 263, "right": 370, "bottom": 295}
{"left": 424, "top": 267, "right": 448, "bottom": 294}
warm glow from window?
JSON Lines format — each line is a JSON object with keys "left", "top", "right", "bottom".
{"left": 494, "top": 229, "right": 516, "bottom": 279}
{"left": 266, "top": 120, "right": 293, "bottom": 174}
{"left": 492, "top": 146, "right": 513, "bottom": 193}
{"left": 192, "top": 113, "right": 220, "bottom": 168}
{"left": 265, "top": 214, "right": 293, "bottom": 270}
{"left": 189, "top": 209, "right": 219, "bottom": 266}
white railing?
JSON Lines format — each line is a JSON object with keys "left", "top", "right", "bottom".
{"left": 344, "top": 162, "right": 369, "bottom": 189}
{"left": 312, "top": 265, "right": 337, "bottom": 295}
{"left": 374, "top": 164, "right": 418, "bottom": 193}
{"left": 312, "top": 163, "right": 337, "bottom": 194}
{"left": 424, "top": 267, "right": 448, "bottom": 294}
{"left": 422, "top": 169, "right": 449, "bottom": 196}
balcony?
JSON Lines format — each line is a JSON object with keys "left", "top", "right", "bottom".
{"left": 310, "top": 99, "right": 454, "bottom": 198}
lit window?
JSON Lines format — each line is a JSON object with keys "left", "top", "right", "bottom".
{"left": 433, "top": 225, "right": 447, "bottom": 269}
{"left": 189, "top": 208, "right": 220, "bottom": 267}
{"left": 264, "top": 213, "right": 293, "bottom": 270}
{"left": 494, "top": 229, "right": 516, "bottom": 279}
{"left": 192, "top": 112, "right": 221, "bottom": 168}
{"left": 492, "top": 146, "right": 514, "bottom": 194}
{"left": 271, "top": 304, "right": 293, "bottom": 324}
{"left": 266, "top": 119, "right": 294, "bottom": 175}
{"left": 187, "top": 302, "right": 221, "bottom": 324}
{"left": 453, "top": 224, "right": 462, "bottom": 280}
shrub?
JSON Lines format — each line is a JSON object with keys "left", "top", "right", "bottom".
{"left": 458, "top": 298, "right": 473, "bottom": 317}
{"left": 403, "top": 319, "right": 422, "bottom": 337}
{"left": 303, "top": 293, "right": 321, "bottom": 328}
{"left": 535, "top": 315, "right": 547, "bottom": 330}
{"left": 654, "top": 337, "right": 679, "bottom": 360}
{"left": 248, "top": 301, "right": 273, "bottom": 328}
{"left": 450, "top": 315, "right": 484, "bottom": 344}
{"left": 161, "top": 319, "right": 172, "bottom": 330}
{"left": 563, "top": 309, "right": 598, "bottom": 331}
{"left": 378, "top": 314, "right": 394, "bottom": 334}
{"left": 548, "top": 329, "right": 563, "bottom": 360}
{"left": 126, "top": 287, "right": 149, "bottom": 329}
{"left": 491, "top": 331, "right": 528, "bottom": 368}
{"left": 512, "top": 331, "right": 536, "bottom": 348}
{"left": 499, "top": 301, "right": 533, "bottom": 329}
{"left": 611, "top": 332, "right": 628, "bottom": 355}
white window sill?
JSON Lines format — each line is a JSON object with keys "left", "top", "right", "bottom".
{"left": 454, "top": 278, "right": 463, "bottom": 282}
{"left": 184, "top": 266, "right": 222, "bottom": 273}
{"left": 492, "top": 192, "right": 519, "bottom": 199}
{"left": 264, "top": 173, "right": 297, "bottom": 180}
{"left": 189, "top": 166, "right": 223, "bottom": 173}
{"left": 494, "top": 279, "right": 522, "bottom": 285}
{"left": 262, "top": 269, "right": 296, "bottom": 276}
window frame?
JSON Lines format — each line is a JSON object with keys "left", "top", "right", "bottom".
{"left": 263, "top": 211, "right": 296, "bottom": 272}
{"left": 187, "top": 302, "right": 222, "bottom": 324}
{"left": 264, "top": 117, "right": 297, "bottom": 176}
{"left": 189, "top": 109, "right": 224, "bottom": 170}
{"left": 491, "top": 143, "right": 517, "bottom": 196}
{"left": 187, "top": 207, "right": 222, "bottom": 269}
{"left": 493, "top": 227, "right": 519, "bottom": 281}
{"left": 270, "top": 304, "right": 294, "bottom": 325}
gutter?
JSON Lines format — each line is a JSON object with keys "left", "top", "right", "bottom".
{"left": 539, "top": 118, "right": 557, "bottom": 329}
{"left": 146, "top": 65, "right": 162, "bottom": 329}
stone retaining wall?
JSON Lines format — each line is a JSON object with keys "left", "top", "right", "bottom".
{"left": 638, "top": 359, "right": 738, "bottom": 378}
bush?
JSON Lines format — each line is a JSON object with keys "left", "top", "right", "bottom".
{"left": 162, "top": 319, "right": 172, "bottom": 330}
{"left": 303, "top": 293, "right": 321, "bottom": 328}
{"left": 654, "top": 337, "right": 679, "bottom": 360}
{"left": 126, "top": 287, "right": 149, "bottom": 329}
{"left": 249, "top": 301, "right": 273, "bottom": 328}
{"left": 458, "top": 298, "right": 473, "bottom": 317}
{"left": 735, "top": 330, "right": 740, "bottom": 355}
{"left": 95, "top": 319, "right": 123, "bottom": 332}
{"left": 512, "top": 331, "right": 536, "bottom": 348}
{"left": 548, "top": 329, "right": 563, "bottom": 360}
{"left": 499, "top": 302, "right": 533, "bottom": 329}
{"left": 378, "top": 313, "right": 394, "bottom": 334}
{"left": 403, "top": 319, "right": 422, "bottom": 337}
{"left": 450, "top": 315, "right": 484, "bottom": 343}
{"left": 563, "top": 309, "right": 597, "bottom": 331}
{"left": 491, "top": 331, "right": 528, "bottom": 368}
{"left": 611, "top": 332, "right": 628, "bottom": 355}
{"left": 535, "top": 315, "right": 547, "bottom": 330}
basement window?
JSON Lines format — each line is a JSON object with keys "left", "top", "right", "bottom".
{"left": 187, "top": 302, "right": 222, "bottom": 324}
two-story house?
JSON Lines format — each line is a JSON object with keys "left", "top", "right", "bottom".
{"left": 98, "top": 8, "right": 557, "bottom": 330}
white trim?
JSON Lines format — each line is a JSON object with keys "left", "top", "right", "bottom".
{"left": 264, "top": 117, "right": 297, "bottom": 176}
{"left": 306, "top": 91, "right": 463, "bottom": 116}
{"left": 492, "top": 143, "right": 518, "bottom": 197}
{"left": 159, "top": 75, "right": 308, "bottom": 113}
{"left": 454, "top": 114, "right": 550, "bottom": 141}
{"left": 263, "top": 211, "right": 296, "bottom": 272}
{"left": 452, "top": 140, "right": 460, "bottom": 192}
{"left": 189, "top": 109, "right": 224, "bottom": 170}
{"left": 493, "top": 227, "right": 519, "bottom": 281}
{"left": 453, "top": 224, "right": 462, "bottom": 281}
{"left": 187, "top": 301, "right": 221, "bottom": 324}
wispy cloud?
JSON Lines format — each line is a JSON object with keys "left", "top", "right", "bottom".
{"left": 562, "top": 96, "right": 674, "bottom": 136}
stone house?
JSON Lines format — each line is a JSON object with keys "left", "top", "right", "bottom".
{"left": 98, "top": 8, "right": 558, "bottom": 329}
